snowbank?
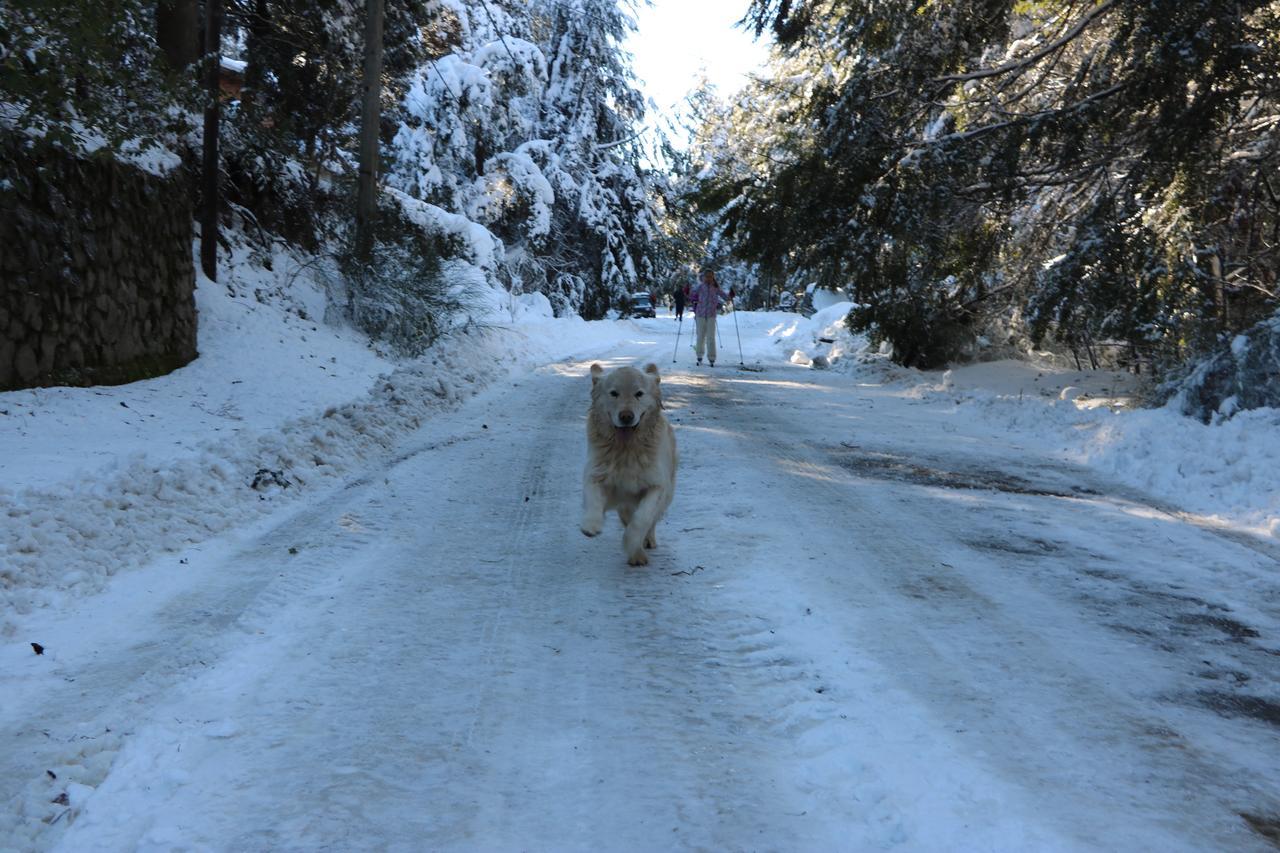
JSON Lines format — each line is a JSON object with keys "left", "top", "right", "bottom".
{"left": 849, "top": 356, "right": 1280, "bottom": 539}
{"left": 0, "top": 329, "right": 529, "bottom": 623}
{"left": 511, "top": 291, "right": 556, "bottom": 322}
{"left": 810, "top": 285, "right": 849, "bottom": 312}
{"left": 0, "top": 242, "right": 386, "bottom": 489}
{"left": 953, "top": 382, "right": 1280, "bottom": 537}
{"left": 6, "top": 291, "right": 1274, "bottom": 630}
{"left": 731, "top": 303, "right": 872, "bottom": 370}
{"left": 0, "top": 245, "right": 636, "bottom": 627}
{"left": 724, "top": 309, "right": 1278, "bottom": 538}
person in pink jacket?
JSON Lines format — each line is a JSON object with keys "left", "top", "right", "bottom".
{"left": 689, "top": 269, "right": 728, "bottom": 366}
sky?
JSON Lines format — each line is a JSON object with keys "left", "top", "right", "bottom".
{"left": 626, "top": 0, "right": 772, "bottom": 128}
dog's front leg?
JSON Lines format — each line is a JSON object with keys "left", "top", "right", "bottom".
{"left": 623, "top": 487, "right": 666, "bottom": 565}
{"left": 581, "top": 470, "right": 606, "bottom": 537}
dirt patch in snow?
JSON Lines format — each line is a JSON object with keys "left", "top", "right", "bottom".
{"left": 1194, "top": 691, "right": 1280, "bottom": 727}
{"left": 830, "top": 446, "right": 1099, "bottom": 499}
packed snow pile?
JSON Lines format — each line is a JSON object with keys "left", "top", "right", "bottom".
{"left": 808, "top": 284, "right": 850, "bottom": 313}
{"left": 787, "top": 302, "right": 874, "bottom": 370}
{"left": 0, "top": 325, "right": 572, "bottom": 624}
{"left": 730, "top": 303, "right": 1277, "bottom": 537}
{"left": 1072, "top": 404, "right": 1280, "bottom": 536}
{"left": 733, "top": 302, "right": 874, "bottom": 370}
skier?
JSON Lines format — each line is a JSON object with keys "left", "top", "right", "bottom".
{"left": 689, "top": 268, "right": 728, "bottom": 367}
{"left": 673, "top": 279, "right": 687, "bottom": 322}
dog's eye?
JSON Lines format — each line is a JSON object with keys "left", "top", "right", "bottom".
{"left": 634, "top": 391, "right": 644, "bottom": 398}
{"left": 610, "top": 390, "right": 619, "bottom": 397}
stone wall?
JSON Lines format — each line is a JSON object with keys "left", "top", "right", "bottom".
{"left": 0, "top": 134, "right": 197, "bottom": 391}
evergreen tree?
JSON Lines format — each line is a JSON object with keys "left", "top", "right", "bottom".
{"left": 2, "top": 0, "right": 674, "bottom": 326}
{"left": 686, "top": 0, "right": 1280, "bottom": 371}
{"left": 386, "top": 0, "right": 661, "bottom": 318}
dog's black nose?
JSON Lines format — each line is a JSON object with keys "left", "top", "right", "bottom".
{"left": 618, "top": 410, "right": 635, "bottom": 425}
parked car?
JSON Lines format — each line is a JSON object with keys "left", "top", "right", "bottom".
{"left": 629, "top": 292, "right": 656, "bottom": 318}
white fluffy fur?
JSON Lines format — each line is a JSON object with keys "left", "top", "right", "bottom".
{"left": 580, "top": 363, "right": 678, "bottom": 565}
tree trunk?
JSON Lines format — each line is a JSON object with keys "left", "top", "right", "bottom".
{"left": 354, "top": 0, "right": 386, "bottom": 262}
{"left": 201, "top": 0, "right": 223, "bottom": 281}
{"left": 156, "top": 0, "right": 200, "bottom": 71}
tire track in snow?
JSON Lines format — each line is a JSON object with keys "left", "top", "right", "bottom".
{"left": 40, "top": 354, "right": 883, "bottom": 850}
{"left": 683, "top": 367, "right": 1280, "bottom": 851}
{"left": 0, "top": 423, "right": 477, "bottom": 849}
{"left": 29, "top": 351, "right": 1277, "bottom": 850}
{"left": 375, "top": 358, "right": 862, "bottom": 849}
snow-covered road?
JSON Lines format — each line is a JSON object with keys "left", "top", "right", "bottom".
{"left": 6, "top": 342, "right": 1280, "bottom": 850}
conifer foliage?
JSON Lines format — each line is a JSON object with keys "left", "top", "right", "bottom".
{"left": 1, "top": 0, "right": 660, "bottom": 336}
{"left": 684, "top": 1, "right": 1280, "bottom": 373}
{"left": 388, "top": 0, "right": 659, "bottom": 319}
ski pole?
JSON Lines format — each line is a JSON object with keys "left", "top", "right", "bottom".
{"left": 673, "top": 314, "right": 683, "bottom": 363}
{"left": 733, "top": 300, "right": 745, "bottom": 365}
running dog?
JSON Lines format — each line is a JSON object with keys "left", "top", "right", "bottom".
{"left": 580, "top": 363, "right": 677, "bottom": 566}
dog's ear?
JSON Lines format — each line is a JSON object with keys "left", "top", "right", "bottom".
{"left": 590, "top": 363, "right": 604, "bottom": 385}
{"left": 646, "top": 364, "right": 665, "bottom": 409}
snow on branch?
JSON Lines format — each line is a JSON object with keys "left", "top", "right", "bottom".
{"left": 594, "top": 128, "right": 647, "bottom": 151}
{"left": 932, "top": 0, "right": 1118, "bottom": 86}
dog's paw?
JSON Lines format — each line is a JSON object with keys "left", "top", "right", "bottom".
{"left": 580, "top": 518, "right": 603, "bottom": 537}
{"left": 644, "top": 534, "right": 657, "bottom": 549}
{"left": 627, "top": 550, "right": 650, "bottom": 566}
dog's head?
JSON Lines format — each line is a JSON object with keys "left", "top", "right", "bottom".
{"left": 590, "top": 363, "right": 663, "bottom": 435}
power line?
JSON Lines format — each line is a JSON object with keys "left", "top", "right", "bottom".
{"left": 478, "top": 0, "right": 520, "bottom": 67}
{"left": 428, "top": 57, "right": 463, "bottom": 104}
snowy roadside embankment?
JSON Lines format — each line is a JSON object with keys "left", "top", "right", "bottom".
{"left": 6, "top": 290, "right": 1274, "bottom": 629}
{"left": 731, "top": 301, "right": 873, "bottom": 371}
{"left": 733, "top": 304, "right": 1279, "bottom": 538}
{"left": 0, "top": 248, "right": 630, "bottom": 628}
{"left": 950, "top": 381, "right": 1280, "bottom": 538}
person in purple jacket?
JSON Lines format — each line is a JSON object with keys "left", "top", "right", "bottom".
{"left": 689, "top": 268, "right": 728, "bottom": 366}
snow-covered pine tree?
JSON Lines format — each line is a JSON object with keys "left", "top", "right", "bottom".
{"left": 387, "top": 0, "right": 660, "bottom": 319}
{"left": 4, "top": 0, "right": 666, "bottom": 337}
{"left": 683, "top": 0, "right": 1279, "bottom": 379}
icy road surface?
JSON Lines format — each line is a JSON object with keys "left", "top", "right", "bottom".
{"left": 6, "top": 348, "right": 1280, "bottom": 851}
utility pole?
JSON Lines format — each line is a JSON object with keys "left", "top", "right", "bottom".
{"left": 354, "top": 0, "right": 386, "bottom": 261}
{"left": 200, "top": 0, "right": 223, "bottom": 281}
